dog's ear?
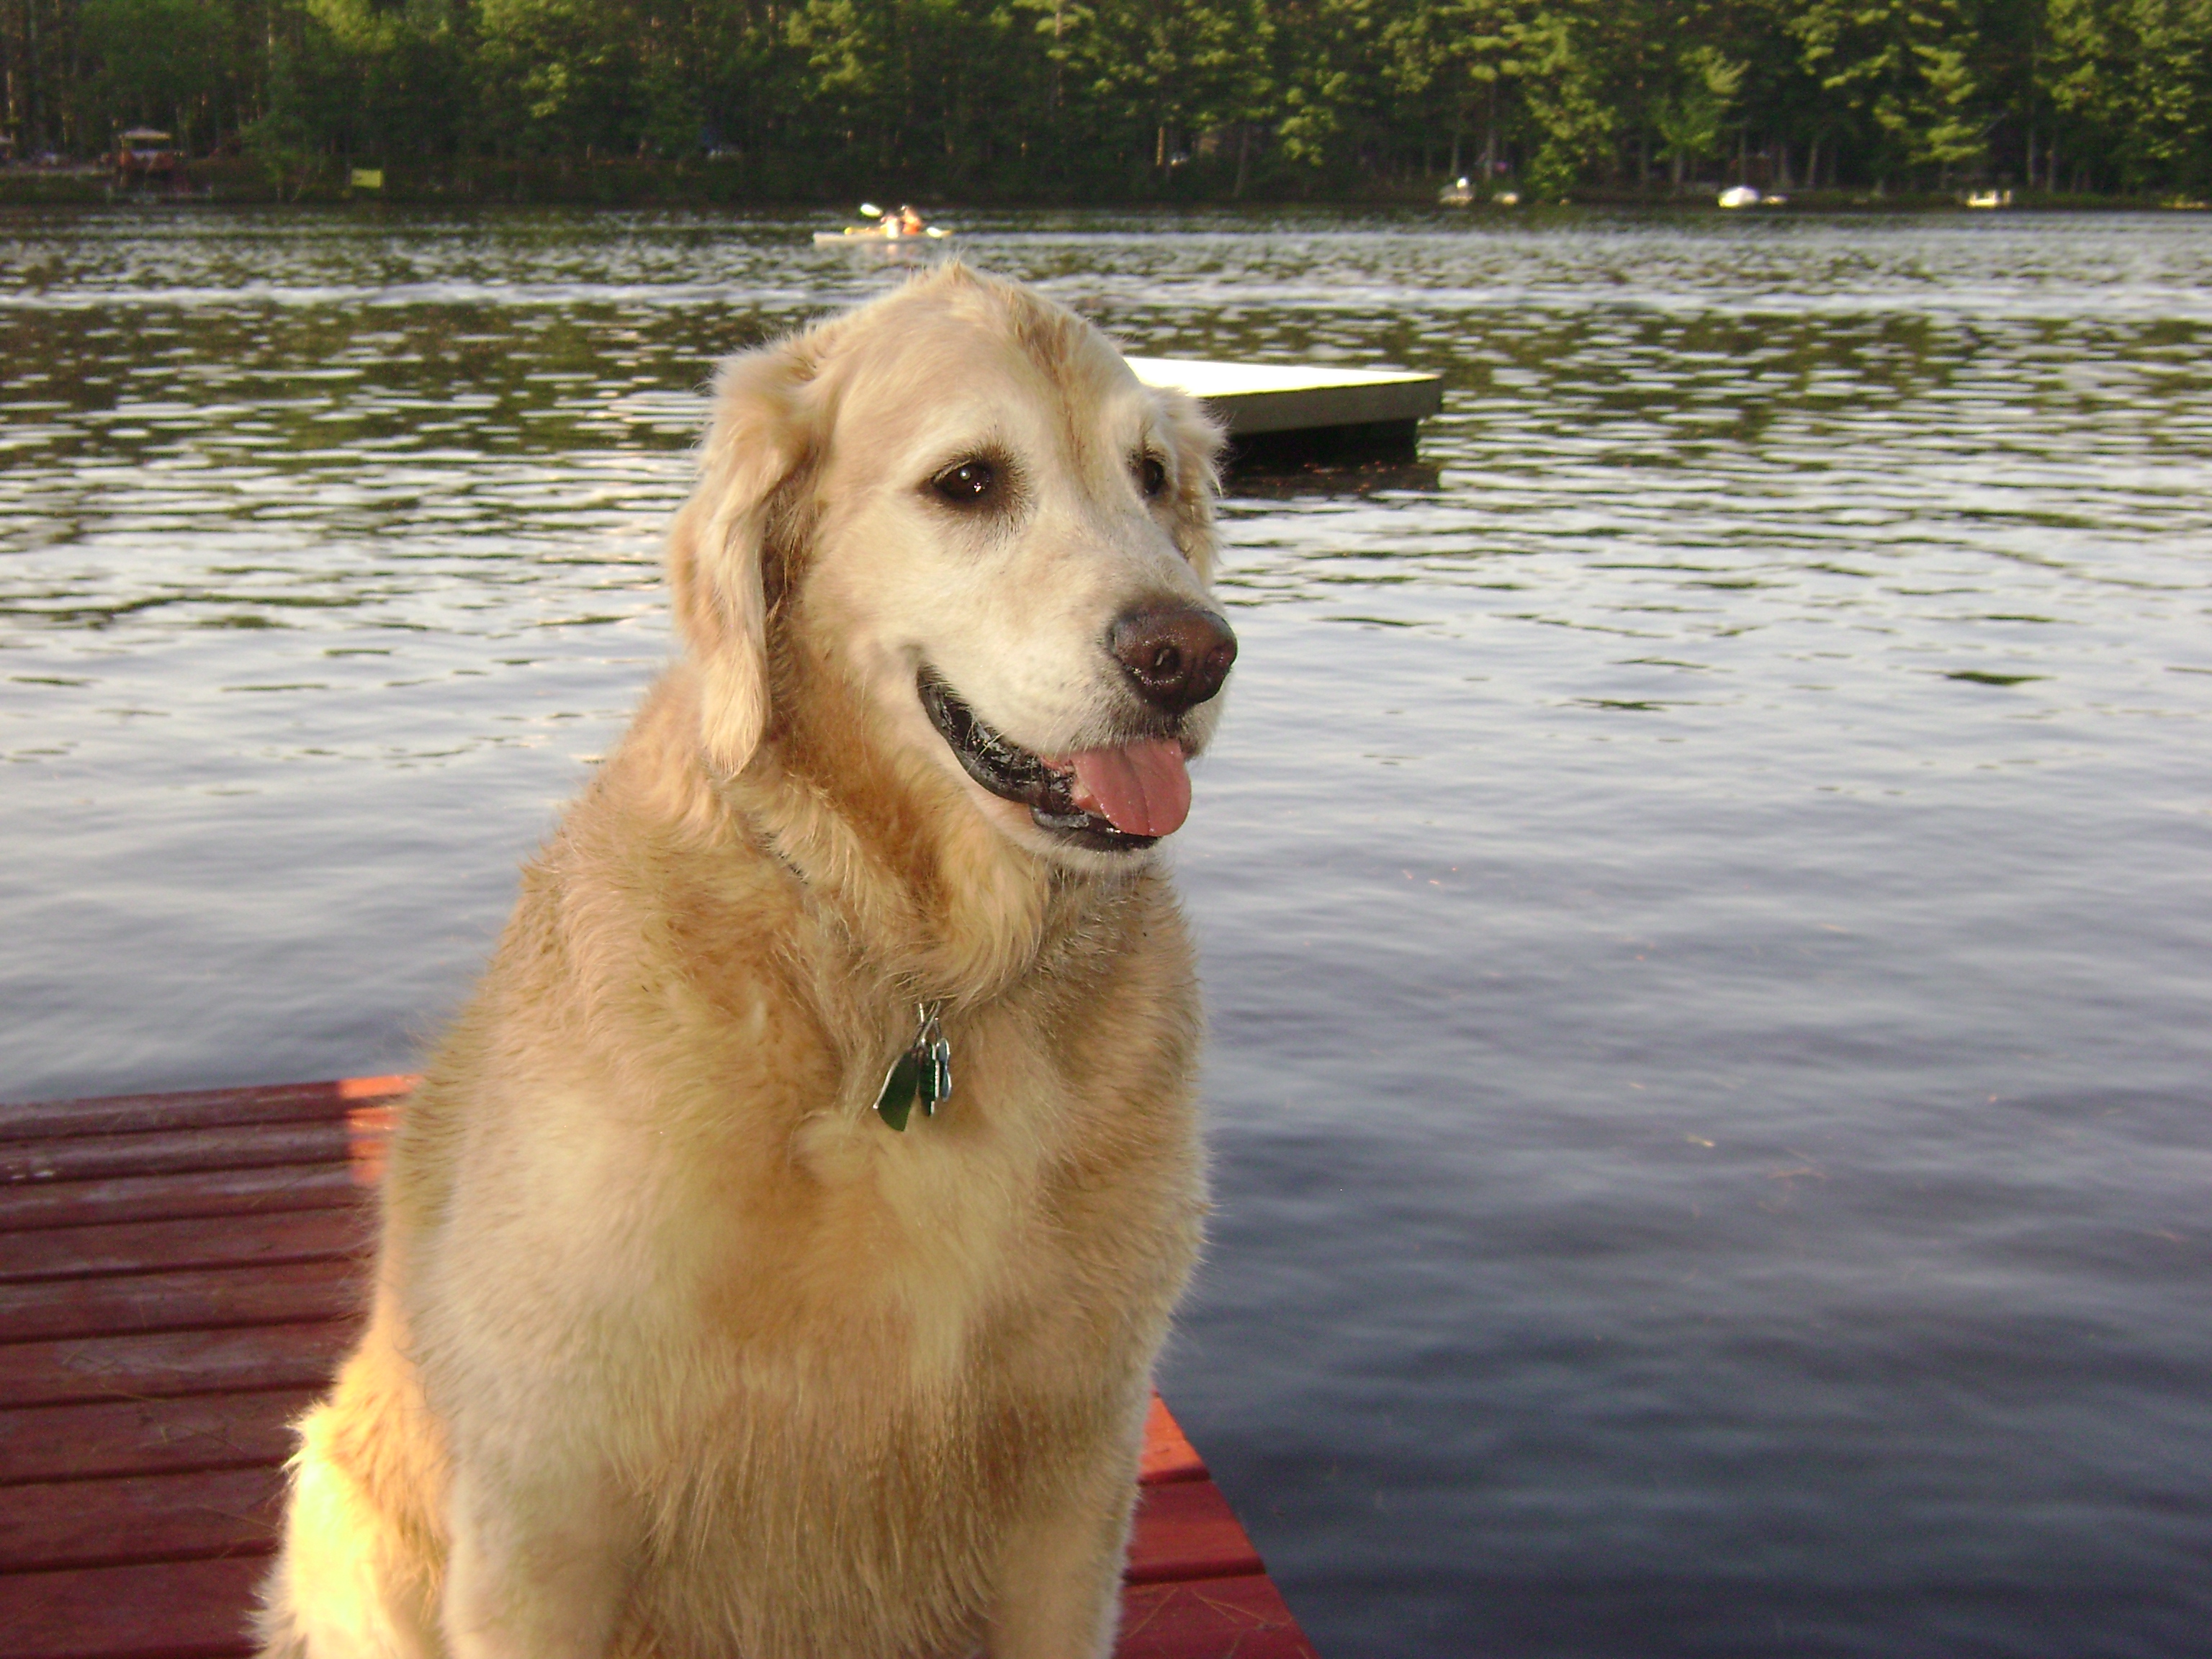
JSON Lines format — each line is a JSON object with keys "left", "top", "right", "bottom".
{"left": 1154, "top": 387, "right": 1226, "bottom": 584}
{"left": 667, "top": 341, "right": 814, "bottom": 773}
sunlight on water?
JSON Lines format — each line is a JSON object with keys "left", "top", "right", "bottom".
{"left": 3, "top": 206, "right": 2208, "bottom": 1657}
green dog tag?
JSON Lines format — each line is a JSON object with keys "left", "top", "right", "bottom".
{"left": 875, "top": 1000, "right": 953, "bottom": 1133}
{"left": 876, "top": 1048, "right": 923, "bottom": 1132}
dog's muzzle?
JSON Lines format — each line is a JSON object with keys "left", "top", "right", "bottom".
{"left": 919, "top": 671, "right": 1185, "bottom": 853}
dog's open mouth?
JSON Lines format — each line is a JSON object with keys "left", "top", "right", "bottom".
{"left": 918, "top": 672, "right": 1190, "bottom": 853}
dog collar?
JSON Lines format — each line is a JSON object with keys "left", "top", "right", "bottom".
{"left": 875, "top": 1000, "right": 951, "bottom": 1131}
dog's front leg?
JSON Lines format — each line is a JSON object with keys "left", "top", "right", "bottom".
{"left": 440, "top": 1461, "right": 631, "bottom": 1659}
{"left": 986, "top": 1465, "right": 1139, "bottom": 1659}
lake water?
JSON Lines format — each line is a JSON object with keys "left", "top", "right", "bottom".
{"left": 4, "top": 205, "right": 2209, "bottom": 1657}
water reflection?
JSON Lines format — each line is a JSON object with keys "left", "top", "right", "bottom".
{"left": 3, "top": 207, "right": 2210, "bottom": 1658}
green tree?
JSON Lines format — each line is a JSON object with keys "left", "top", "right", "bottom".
{"left": 79, "top": 0, "right": 231, "bottom": 150}
{"left": 477, "top": 0, "right": 648, "bottom": 155}
{"left": 1792, "top": 0, "right": 1988, "bottom": 185}
{"left": 1650, "top": 41, "right": 1743, "bottom": 187}
{"left": 1383, "top": 0, "right": 1532, "bottom": 184}
{"left": 4, "top": 0, "right": 2208, "bottom": 198}
{"left": 2047, "top": 0, "right": 2212, "bottom": 190}
{"left": 1085, "top": 0, "right": 1268, "bottom": 171}
{"left": 1515, "top": 0, "right": 1621, "bottom": 195}
{"left": 282, "top": 0, "right": 473, "bottom": 158}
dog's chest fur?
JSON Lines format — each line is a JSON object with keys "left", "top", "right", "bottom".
{"left": 377, "top": 672, "right": 1207, "bottom": 1655}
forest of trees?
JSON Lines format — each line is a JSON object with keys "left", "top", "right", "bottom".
{"left": 2, "top": 0, "right": 2210, "bottom": 199}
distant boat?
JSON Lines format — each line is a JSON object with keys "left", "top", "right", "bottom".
{"left": 1717, "top": 185, "right": 1760, "bottom": 208}
{"left": 814, "top": 202, "right": 950, "bottom": 246}
{"left": 811, "top": 225, "right": 950, "bottom": 246}
{"left": 1438, "top": 176, "right": 1516, "bottom": 208}
{"left": 1964, "top": 189, "right": 2013, "bottom": 210}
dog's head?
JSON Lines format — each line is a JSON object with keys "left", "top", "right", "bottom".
{"left": 668, "top": 266, "right": 1234, "bottom": 870}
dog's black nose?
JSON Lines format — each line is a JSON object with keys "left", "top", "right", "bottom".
{"left": 1109, "top": 605, "right": 1238, "bottom": 715}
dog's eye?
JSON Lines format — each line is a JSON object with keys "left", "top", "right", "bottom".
{"left": 931, "top": 459, "right": 997, "bottom": 505}
{"left": 1137, "top": 455, "right": 1167, "bottom": 498}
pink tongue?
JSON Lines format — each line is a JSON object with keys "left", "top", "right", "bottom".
{"left": 1066, "top": 740, "right": 1192, "bottom": 837}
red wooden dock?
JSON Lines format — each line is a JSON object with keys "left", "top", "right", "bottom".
{"left": 0, "top": 1077, "right": 1317, "bottom": 1659}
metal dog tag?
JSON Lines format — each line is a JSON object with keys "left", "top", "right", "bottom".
{"left": 927, "top": 1035, "right": 953, "bottom": 1106}
{"left": 876, "top": 1001, "right": 951, "bottom": 1132}
{"left": 875, "top": 1048, "right": 924, "bottom": 1133}
{"left": 920, "top": 1005, "right": 951, "bottom": 1115}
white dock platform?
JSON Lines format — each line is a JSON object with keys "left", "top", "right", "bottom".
{"left": 1127, "top": 358, "right": 1442, "bottom": 439}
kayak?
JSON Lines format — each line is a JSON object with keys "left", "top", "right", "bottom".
{"left": 812, "top": 226, "right": 951, "bottom": 246}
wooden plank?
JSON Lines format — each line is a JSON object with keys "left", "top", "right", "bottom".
{"left": 1139, "top": 1392, "right": 1206, "bottom": 1485}
{"left": 0, "top": 1555, "right": 266, "bottom": 1659}
{"left": 0, "top": 1321, "right": 355, "bottom": 1409}
{"left": 0, "top": 1491, "right": 1292, "bottom": 1658}
{"left": 0, "top": 1079, "right": 1321, "bottom": 1659}
{"left": 1125, "top": 1478, "right": 1265, "bottom": 1585}
{"left": 0, "top": 1262, "right": 364, "bottom": 1346}
{"left": 1118, "top": 1573, "right": 1321, "bottom": 1659}
{"left": 0, "top": 1078, "right": 410, "bottom": 1143}
{"left": 0, "top": 1465, "right": 285, "bottom": 1573}
{"left": 9, "top": 1566, "right": 1317, "bottom": 1659}
{"left": 346, "top": 1107, "right": 393, "bottom": 1186}
{"left": 1, "top": 1121, "right": 354, "bottom": 1187}
{"left": 0, "top": 1164, "right": 364, "bottom": 1233}
{"left": 0, "top": 1210, "right": 372, "bottom": 1286}
{"left": 0, "top": 1391, "right": 313, "bottom": 1485}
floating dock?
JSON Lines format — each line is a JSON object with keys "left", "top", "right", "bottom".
{"left": 0, "top": 1077, "right": 1321, "bottom": 1659}
{"left": 1130, "top": 357, "right": 1443, "bottom": 467}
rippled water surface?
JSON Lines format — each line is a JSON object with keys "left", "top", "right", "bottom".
{"left": 5, "top": 206, "right": 2210, "bottom": 1657}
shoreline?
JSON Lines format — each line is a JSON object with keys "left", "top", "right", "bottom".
{"left": 1, "top": 160, "right": 2200, "bottom": 215}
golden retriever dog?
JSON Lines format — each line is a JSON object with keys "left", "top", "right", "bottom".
{"left": 253, "top": 264, "right": 1237, "bottom": 1659}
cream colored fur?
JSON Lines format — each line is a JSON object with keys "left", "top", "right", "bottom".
{"left": 255, "top": 266, "right": 1229, "bottom": 1659}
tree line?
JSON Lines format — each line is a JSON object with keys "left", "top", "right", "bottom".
{"left": 3, "top": 0, "right": 2209, "bottom": 199}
